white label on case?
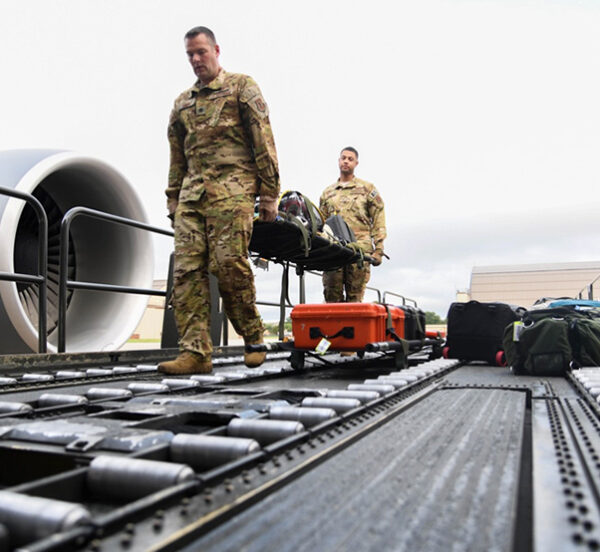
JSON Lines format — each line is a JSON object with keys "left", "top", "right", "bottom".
{"left": 315, "top": 338, "right": 331, "bottom": 354}
{"left": 513, "top": 321, "right": 524, "bottom": 341}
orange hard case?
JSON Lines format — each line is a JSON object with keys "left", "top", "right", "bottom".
{"left": 291, "top": 303, "right": 403, "bottom": 351}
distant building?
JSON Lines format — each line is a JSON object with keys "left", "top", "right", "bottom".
{"left": 463, "top": 261, "right": 600, "bottom": 308}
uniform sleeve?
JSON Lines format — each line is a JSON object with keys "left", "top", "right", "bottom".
{"left": 368, "top": 187, "right": 387, "bottom": 251}
{"left": 165, "top": 105, "right": 187, "bottom": 217}
{"left": 319, "top": 192, "right": 331, "bottom": 219}
{"left": 239, "top": 77, "right": 280, "bottom": 200}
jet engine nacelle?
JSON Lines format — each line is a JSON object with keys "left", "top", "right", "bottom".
{"left": 0, "top": 150, "right": 154, "bottom": 353}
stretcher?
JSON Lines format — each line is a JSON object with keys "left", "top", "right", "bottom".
{"left": 249, "top": 219, "right": 367, "bottom": 272}
{"left": 247, "top": 219, "right": 444, "bottom": 369}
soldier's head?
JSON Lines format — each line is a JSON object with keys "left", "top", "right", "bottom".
{"left": 184, "top": 26, "right": 221, "bottom": 85}
{"left": 339, "top": 147, "right": 359, "bottom": 177}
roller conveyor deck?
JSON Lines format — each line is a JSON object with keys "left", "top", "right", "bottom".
{"left": 0, "top": 349, "right": 597, "bottom": 551}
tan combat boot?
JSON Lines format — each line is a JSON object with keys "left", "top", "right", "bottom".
{"left": 244, "top": 335, "right": 266, "bottom": 368}
{"left": 158, "top": 351, "right": 212, "bottom": 375}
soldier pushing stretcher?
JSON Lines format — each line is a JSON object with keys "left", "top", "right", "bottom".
{"left": 320, "top": 147, "right": 387, "bottom": 303}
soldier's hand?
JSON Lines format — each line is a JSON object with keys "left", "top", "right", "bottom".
{"left": 371, "top": 250, "right": 384, "bottom": 266}
{"left": 168, "top": 200, "right": 178, "bottom": 229}
{"left": 258, "top": 197, "right": 278, "bottom": 222}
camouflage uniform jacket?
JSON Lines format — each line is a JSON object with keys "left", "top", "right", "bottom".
{"left": 319, "top": 177, "right": 386, "bottom": 254}
{"left": 166, "top": 69, "right": 280, "bottom": 215}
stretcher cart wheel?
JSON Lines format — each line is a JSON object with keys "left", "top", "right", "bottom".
{"left": 442, "top": 346, "right": 450, "bottom": 359}
{"left": 495, "top": 350, "right": 507, "bottom": 367}
{"left": 290, "top": 350, "right": 306, "bottom": 370}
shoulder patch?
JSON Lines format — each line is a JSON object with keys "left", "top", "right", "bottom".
{"left": 251, "top": 96, "right": 267, "bottom": 114}
{"left": 369, "top": 190, "right": 378, "bottom": 199}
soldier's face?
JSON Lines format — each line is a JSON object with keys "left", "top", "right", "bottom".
{"left": 339, "top": 150, "right": 358, "bottom": 175}
{"left": 185, "top": 34, "right": 221, "bottom": 84}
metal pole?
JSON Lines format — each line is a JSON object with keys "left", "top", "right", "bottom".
{"left": 0, "top": 186, "right": 48, "bottom": 352}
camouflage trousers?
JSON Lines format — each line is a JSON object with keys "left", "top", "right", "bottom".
{"left": 173, "top": 196, "right": 263, "bottom": 357}
{"left": 322, "top": 263, "right": 371, "bottom": 303}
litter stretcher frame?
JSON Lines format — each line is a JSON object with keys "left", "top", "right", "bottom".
{"left": 248, "top": 219, "right": 445, "bottom": 370}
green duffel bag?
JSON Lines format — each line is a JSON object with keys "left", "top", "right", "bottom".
{"left": 570, "top": 317, "right": 600, "bottom": 367}
{"left": 504, "top": 316, "right": 572, "bottom": 376}
{"left": 504, "top": 307, "right": 600, "bottom": 375}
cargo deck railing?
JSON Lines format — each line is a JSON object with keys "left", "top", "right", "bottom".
{"left": 57, "top": 206, "right": 173, "bottom": 352}
{"left": 0, "top": 185, "right": 48, "bottom": 352}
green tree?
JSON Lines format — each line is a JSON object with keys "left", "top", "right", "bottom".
{"left": 425, "top": 311, "right": 446, "bottom": 324}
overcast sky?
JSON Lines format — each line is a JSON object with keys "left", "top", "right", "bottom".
{"left": 1, "top": 0, "right": 599, "bottom": 317}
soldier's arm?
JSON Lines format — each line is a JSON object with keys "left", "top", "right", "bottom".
{"left": 319, "top": 193, "right": 330, "bottom": 219}
{"left": 239, "top": 77, "right": 280, "bottom": 204}
{"left": 166, "top": 107, "right": 187, "bottom": 221}
{"left": 368, "top": 188, "right": 387, "bottom": 254}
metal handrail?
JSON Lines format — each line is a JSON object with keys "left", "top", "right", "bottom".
{"left": 58, "top": 206, "right": 173, "bottom": 352}
{"left": 382, "top": 290, "right": 417, "bottom": 307}
{"left": 577, "top": 275, "right": 600, "bottom": 301}
{"left": 0, "top": 186, "right": 48, "bottom": 352}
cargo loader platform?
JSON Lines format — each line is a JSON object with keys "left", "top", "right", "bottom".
{"left": 0, "top": 349, "right": 598, "bottom": 551}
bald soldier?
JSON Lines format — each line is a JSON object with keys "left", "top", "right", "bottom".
{"left": 320, "top": 147, "right": 386, "bottom": 303}
{"left": 159, "top": 26, "right": 280, "bottom": 375}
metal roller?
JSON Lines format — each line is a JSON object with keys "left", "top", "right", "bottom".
{"left": 0, "top": 401, "right": 33, "bottom": 414}
{"left": 112, "top": 367, "right": 139, "bottom": 375}
{"left": 378, "top": 375, "right": 410, "bottom": 385}
{"left": 127, "top": 382, "right": 170, "bottom": 395}
{"left": 227, "top": 418, "right": 305, "bottom": 445}
{"left": 217, "top": 372, "right": 247, "bottom": 380}
{"left": 86, "top": 387, "right": 133, "bottom": 400}
{"left": 21, "top": 373, "right": 54, "bottom": 382}
{"left": 135, "top": 364, "right": 158, "bottom": 372}
{"left": 408, "top": 369, "right": 433, "bottom": 377}
{"left": 37, "top": 393, "right": 89, "bottom": 407}
{"left": 170, "top": 434, "right": 260, "bottom": 469}
{"left": 87, "top": 456, "right": 195, "bottom": 501}
{"left": 55, "top": 370, "right": 85, "bottom": 379}
{"left": 347, "top": 383, "right": 395, "bottom": 394}
{"left": 0, "top": 490, "right": 91, "bottom": 547}
{"left": 161, "top": 378, "right": 201, "bottom": 389}
{"left": 386, "top": 371, "right": 421, "bottom": 380}
{"left": 301, "top": 397, "right": 361, "bottom": 413}
{"left": 325, "top": 390, "right": 380, "bottom": 403}
{"left": 394, "top": 373, "right": 419, "bottom": 383}
{"left": 86, "top": 368, "right": 113, "bottom": 376}
{"left": 364, "top": 378, "right": 407, "bottom": 389}
{"left": 189, "top": 375, "right": 227, "bottom": 383}
{"left": 0, "top": 377, "right": 17, "bottom": 385}
{"left": 268, "top": 405, "right": 337, "bottom": 426}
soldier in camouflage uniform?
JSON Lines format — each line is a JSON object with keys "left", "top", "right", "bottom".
{"left": 159, "top": 26, "right": 280, "bottom": 375}
{"left": 320, "top": 147, "right": 386, "bottom": 303}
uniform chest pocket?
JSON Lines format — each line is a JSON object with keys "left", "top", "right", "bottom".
{"left": 200, "top": 98, "right": 226, "bottom": 127}
{"left": 179, "top": 98, "right": 226, "bottom": 129}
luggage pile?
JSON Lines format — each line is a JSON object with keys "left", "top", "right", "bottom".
{"left": 504, "top": 302, "right": 600, "bottom": 376}
{"left": 444, "top": 298, "right": 600, "bottom": 375}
